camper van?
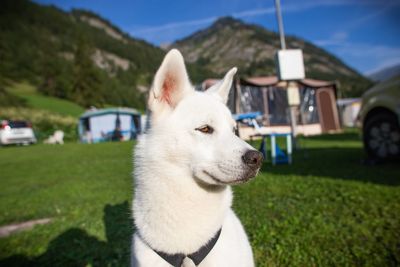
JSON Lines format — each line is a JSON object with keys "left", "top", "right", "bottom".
{"left": 78, "top": 108, "right": 141, "bottom": 143}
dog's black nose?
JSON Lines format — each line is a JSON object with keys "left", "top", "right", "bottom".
{"left": 242, "top": 150, "right": 263, "bottom": 169}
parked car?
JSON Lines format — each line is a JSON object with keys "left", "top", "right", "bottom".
{"left": 359, "top": 78, "right": 400, "bottom": 160}
{"left": 0, "top": 120, "right": 37, "bottom": 146}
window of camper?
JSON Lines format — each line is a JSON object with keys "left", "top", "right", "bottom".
{"left": 299, "top": 88, "right": 319, "bottom": 124}
{"left": 239, "top": 86, "right": 265, "bottom": 114}
{"left": 267, "top": 87, "right": 290, "bottom": 125}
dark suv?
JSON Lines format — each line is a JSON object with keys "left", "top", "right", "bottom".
{"left": 359, "top": 77, "right": 400, "bottom": 160}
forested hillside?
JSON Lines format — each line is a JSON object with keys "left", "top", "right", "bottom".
{"left": 1, "top": 1, "right": 374, "bottom": 111}
{"left": 0, "top": 0, "right": 163, "bottom": 109}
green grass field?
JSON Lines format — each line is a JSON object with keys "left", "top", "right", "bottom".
{"left": 6, "top": 82, "right": 85, "bottom": 117}
{"left": 0, "top": 132, "right": 399, "bottom": 266}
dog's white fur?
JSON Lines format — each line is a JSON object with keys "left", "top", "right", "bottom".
{"left": 43, "top": 130, "right": 64, "bottom": 144}
{"left": 132, "top": 49, "right": 258, "bottom": 267}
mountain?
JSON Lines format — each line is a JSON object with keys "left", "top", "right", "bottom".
{"left": 0, "top": 0, "right": 214, "bottom": 109}
{"left": 0, "top": 0, "right": 170, "bottom": 109}
{"left": 368, "top": 64, "right": 400, "bottom": 82}
{"left": 170, "top": 17, "right": 373, "bottom": 97}
{"left": 0, "top": 2, "right": 373, "bottom": 109}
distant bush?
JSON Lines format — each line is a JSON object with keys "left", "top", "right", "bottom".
{"left": 0, "top": 87, "right": 26, "bottom": 107}
{"left": 0, "top": 107, "right": 78, "bottom": 141}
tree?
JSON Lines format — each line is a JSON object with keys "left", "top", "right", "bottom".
{"left": 71, "top": 35, "right": 104, "bottom": 107}
{"left": 39, "top": 50, "right": 73, "bottom": 99}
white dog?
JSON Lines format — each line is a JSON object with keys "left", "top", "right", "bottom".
{"left": 43, "top": 130, "right": 64, "bottom": 145}
{"left": 131, "top": 49, "right": 263, "bottom": 267}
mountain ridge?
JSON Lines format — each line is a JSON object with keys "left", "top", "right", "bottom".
{"left": 170, "top": 16, "right": 372, "bottom": 97}
{"left": 1, "top": 1, "right": 374, "bottom": 111}
{"left": 368, "top": 64, "right": 400, "bottom": 82}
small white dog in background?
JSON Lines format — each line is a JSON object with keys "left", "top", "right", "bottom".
{"left": 43, "top": 130, "right": 64, "bottom": 145}
{"left": 132, "top": 49, "right": 263, "bottom": 267}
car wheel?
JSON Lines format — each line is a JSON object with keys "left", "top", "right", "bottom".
{"left": 363, "top": 112, "right": 400, "bottom": 160}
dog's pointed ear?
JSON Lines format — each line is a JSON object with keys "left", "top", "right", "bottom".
{"left": 148, "top": 49, "right": 193, "bottom": 114}
{"left": 207, "top": 67, "right": 237, "bottom": 104}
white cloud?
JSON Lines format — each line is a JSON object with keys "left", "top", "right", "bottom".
{"left": 129, "top": 6, "right": 277, "bottom": 37}
{"left": 326, "top": 42, "right": 400, "bottom": 74}
{"left": 233, "top": 7, "right": 275, "bottom": 18}
{"left": 353, "top": 45, "right": 400, "bottom": 75}
{"left": 346, "top": 3, "right": 394, "bottom": 30}
{"left": 129, "top": 0, "right": 394, "bottom": 39}
{"left": 315, "top": 31, "right": 349, "bottom": 46}
{"left": 128, "top": 0, "right": 400, "bottom": 73}
{"left": 312, "top": 2, "right": 400, "bottom": 74}
{"left": 130, "top": 17, "right": 218, "bottom": 35}
{"left": 314, "top": 3, "right": 394, "bottom": 47}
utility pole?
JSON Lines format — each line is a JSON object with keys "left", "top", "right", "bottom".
{"left": 275, "top": 0, "right": 286, "bottom": 50}
{"left": 274, "top": 0, "right": 299, "bottom": 144}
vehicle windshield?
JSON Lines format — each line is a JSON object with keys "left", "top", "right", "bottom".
{"left": 9, "top": 121, "right": 29, "bottom": 128}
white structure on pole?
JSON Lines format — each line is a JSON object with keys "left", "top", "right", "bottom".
{"left": 274, "top": 0, "right": 305, "bottom": 139}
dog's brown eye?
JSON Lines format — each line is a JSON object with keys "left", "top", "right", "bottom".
{"left": 196, "top": 125, "right": 214, "bottom": 134}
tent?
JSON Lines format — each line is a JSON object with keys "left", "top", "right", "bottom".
{"left": 78, "top": 108, "right": 141, "bottom": 143}
{"left": 337, "top": 98, "right": 361, "bottom": 127}
{"left": 201, "top": 76, "right": 341, "bottom": 139}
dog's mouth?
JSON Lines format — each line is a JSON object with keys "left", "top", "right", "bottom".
{"left": 202, "top": 169, "right": 257, "bottom": 185}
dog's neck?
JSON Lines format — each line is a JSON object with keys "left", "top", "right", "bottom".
{"left": 133, "top": 140, "right": 232, "bottom": 254}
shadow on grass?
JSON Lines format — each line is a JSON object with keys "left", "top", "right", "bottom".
{"left": 0, "top": 201, "right": 133, "bottom": 267}
{"left": 300, "top": 131, "right": 361, "bottom": 142}
{"left": 261, "top": 146, "right": 400, "bottom": 186}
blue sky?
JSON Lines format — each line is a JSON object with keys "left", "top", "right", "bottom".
{"left": 34, "top": 0, "right": 400, "bottom": 75}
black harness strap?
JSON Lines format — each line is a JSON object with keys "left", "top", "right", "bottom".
{"left": 153, "top": 249, "right": 186, "bottom": 267}
{"left": 154, "top": 250, "right": 185, "bottom": 267}
{"left": 153, "top": 228, "right": 222, "bottom": 267}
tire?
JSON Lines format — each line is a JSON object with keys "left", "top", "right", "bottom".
{"left": 363, "top": 112, "right": 400, "bottom": 160}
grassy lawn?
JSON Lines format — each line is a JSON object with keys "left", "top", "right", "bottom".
{"left": 0, "top": 132, "right": 399, "bottom": 266}
{"left": 6, "top": 82, "right": 85, "bottom": 117}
